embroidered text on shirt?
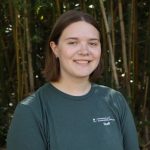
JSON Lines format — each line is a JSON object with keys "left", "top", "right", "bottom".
{"left": 92, "top": 116, "right": 115, "bottom": 126}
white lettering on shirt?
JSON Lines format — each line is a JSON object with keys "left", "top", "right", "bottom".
{"left": 92, "top": 116, "right": 115, "bottom": 126}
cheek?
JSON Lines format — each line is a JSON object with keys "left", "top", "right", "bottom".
{"left": 94, "top": 49, "right": 101, "bottom": 60}
{"left": 58, "top": 51, "right": 72, "bottom": 63}
{"left": 58, "top": 46, "right": 75, "bottom": 57}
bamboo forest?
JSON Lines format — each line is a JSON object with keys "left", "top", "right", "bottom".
{"left": 0, "top": 0, "right": 150, "bottom": 149}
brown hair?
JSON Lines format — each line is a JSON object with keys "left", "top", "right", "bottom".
{"left": 43, "top": 9, "right": 103, "bottom": 82}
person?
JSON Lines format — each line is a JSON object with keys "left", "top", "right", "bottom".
{"left": 7, "top": 10, "right": 140, "bottom": 150}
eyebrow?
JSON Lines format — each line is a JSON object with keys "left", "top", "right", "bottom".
{"left": 65, "top": 37, "right": 100, "bottom": 41}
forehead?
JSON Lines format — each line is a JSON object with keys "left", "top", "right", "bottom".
{"left": 60, "top": 21, "right": 100, "bottom": 38}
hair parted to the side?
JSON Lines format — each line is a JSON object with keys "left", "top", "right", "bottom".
{"left": 42, "top": 9, "right": 103, "bottom": 82}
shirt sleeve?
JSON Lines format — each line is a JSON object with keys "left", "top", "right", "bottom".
{"left": 114, "top": 92, "right": 140, "bottom": 150}
{"left": 7, "top": 103, "right": 47, "bottom": 150}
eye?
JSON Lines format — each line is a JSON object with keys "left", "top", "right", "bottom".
{"left": 89, "top": 42, "right": 98, "bottom": 46}
{"left": 68, "top": 41, "right": 78, "bottom": 45}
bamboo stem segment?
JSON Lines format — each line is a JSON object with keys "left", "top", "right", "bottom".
{"left": 118, "top": 0, "right": 131, "bottom": 98}
{"left": 99, "top": 0, "right": 120, "bottom": 89}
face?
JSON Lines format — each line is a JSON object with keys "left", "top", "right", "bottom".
{"left": 50, "top": 21, "right": 101, "bottom": 81}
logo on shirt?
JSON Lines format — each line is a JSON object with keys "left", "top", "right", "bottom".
{"left": 92, "top": 116, "right": 115, "bottom": 126}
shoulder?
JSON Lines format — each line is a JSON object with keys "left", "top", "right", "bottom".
{"left": 93, "top": 83, "right": 123, "bottom": 98}
{"left": 93, "top": 84, "right": 132, "bottom": 124}
{"left": 20, "top": 83, "right": 50, "bottom": 107}
{"left": 14, "top": 83, "right": 50, "bottom": 119}
{"left": 93, "top": 84, "right": 128, "bottom": 110}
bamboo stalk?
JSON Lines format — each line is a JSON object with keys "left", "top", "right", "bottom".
{"left": 143, "top": 76, "right": 149, "bottom": 112}
{"left": 8, "top": 0, "right": 18, "bottom": 101}
{"left": 144, "top": 76, "right": 149, "bottom": 146}
{"left": 101, "top": 16, "right": 109, "bottom": 84}
{"left": 110, "top": 0, "right": 115, "bottom": 87}
{"left": 24, "top": 0, "right": 34, "bottom": 92}
{"left": 128, "top": 3, "right": 132, "bottom": 88}
{"left": 132, "top": 0, "right": 138, "bottom": 108}
{"left": 4, "top": 2, "right": 16, "bottom": 80}
{"left": 111, "top": 0, "right": 115, "bottom": 54}
{"left": 143, "top": 13, "right": 150, "bottom": 144}
{"left": 99, "top": 0, "right": 120, "bottom": 89}
{"left": 142, "top": 140, "right": 150, "bottom": 150}
{"left": 79, "top": 0, "right": 86, "bottom": 11}
{"left": 118, "top": 0, "right": 131, "bottom": 98}
{"left": 15, "top": 8, "right": 21, "bottom": 101}
{"left": 128, "top": 0, "right": 138, "bottom": 107}
{"left": 20, "top": 33, "right": 27, "bottom": 98}
{"left": 56, "top": 0, "right": 61, "bottom": 16}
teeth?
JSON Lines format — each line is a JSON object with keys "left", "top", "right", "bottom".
{"left": 75, "top": 60, "right": 89, "bottom": 64}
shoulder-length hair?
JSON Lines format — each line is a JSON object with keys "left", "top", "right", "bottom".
{"left": 43, "top": 9, "right": 103, "bottom": 82}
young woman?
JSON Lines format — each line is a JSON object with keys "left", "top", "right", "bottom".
{"left": 7, "top": 10, "right": 140, "bottom": 150}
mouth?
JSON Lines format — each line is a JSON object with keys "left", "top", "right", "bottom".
{"left": 73, "top": 59, "right": 92, "bottom": 64}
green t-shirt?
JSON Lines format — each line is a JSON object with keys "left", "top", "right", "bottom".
{"left": 7, "top": 83, "right": 140, "bottom": 150}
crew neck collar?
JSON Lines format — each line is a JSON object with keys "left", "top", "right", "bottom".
{"left": 47, "top": 82, "right": 95, "bottom": 101}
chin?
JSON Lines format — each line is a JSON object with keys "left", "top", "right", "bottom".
{"left": 74, "top": 73, "right": 91, "bottom": 79}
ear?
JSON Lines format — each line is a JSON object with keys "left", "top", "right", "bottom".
{"left": 50, "top": 41, "right": 59, "bottom": 58}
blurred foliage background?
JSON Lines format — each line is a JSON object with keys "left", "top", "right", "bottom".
{"left": 0, "top": 0, "right": 150, "bottom": 149}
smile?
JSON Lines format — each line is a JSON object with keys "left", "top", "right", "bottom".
{"left": 74, "top": 60, "right": 91, "bottom": 64}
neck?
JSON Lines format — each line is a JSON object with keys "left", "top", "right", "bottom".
{"left": 51, "top": 77, "right": 91, "bottom": 96}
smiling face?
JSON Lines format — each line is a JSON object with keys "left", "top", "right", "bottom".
{"left": 50, "top": 21, "right": 101, "bottom": 81}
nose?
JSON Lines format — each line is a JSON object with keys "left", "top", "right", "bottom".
{"left": 78, "top": 43, "right": 90, "bottom": 55}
